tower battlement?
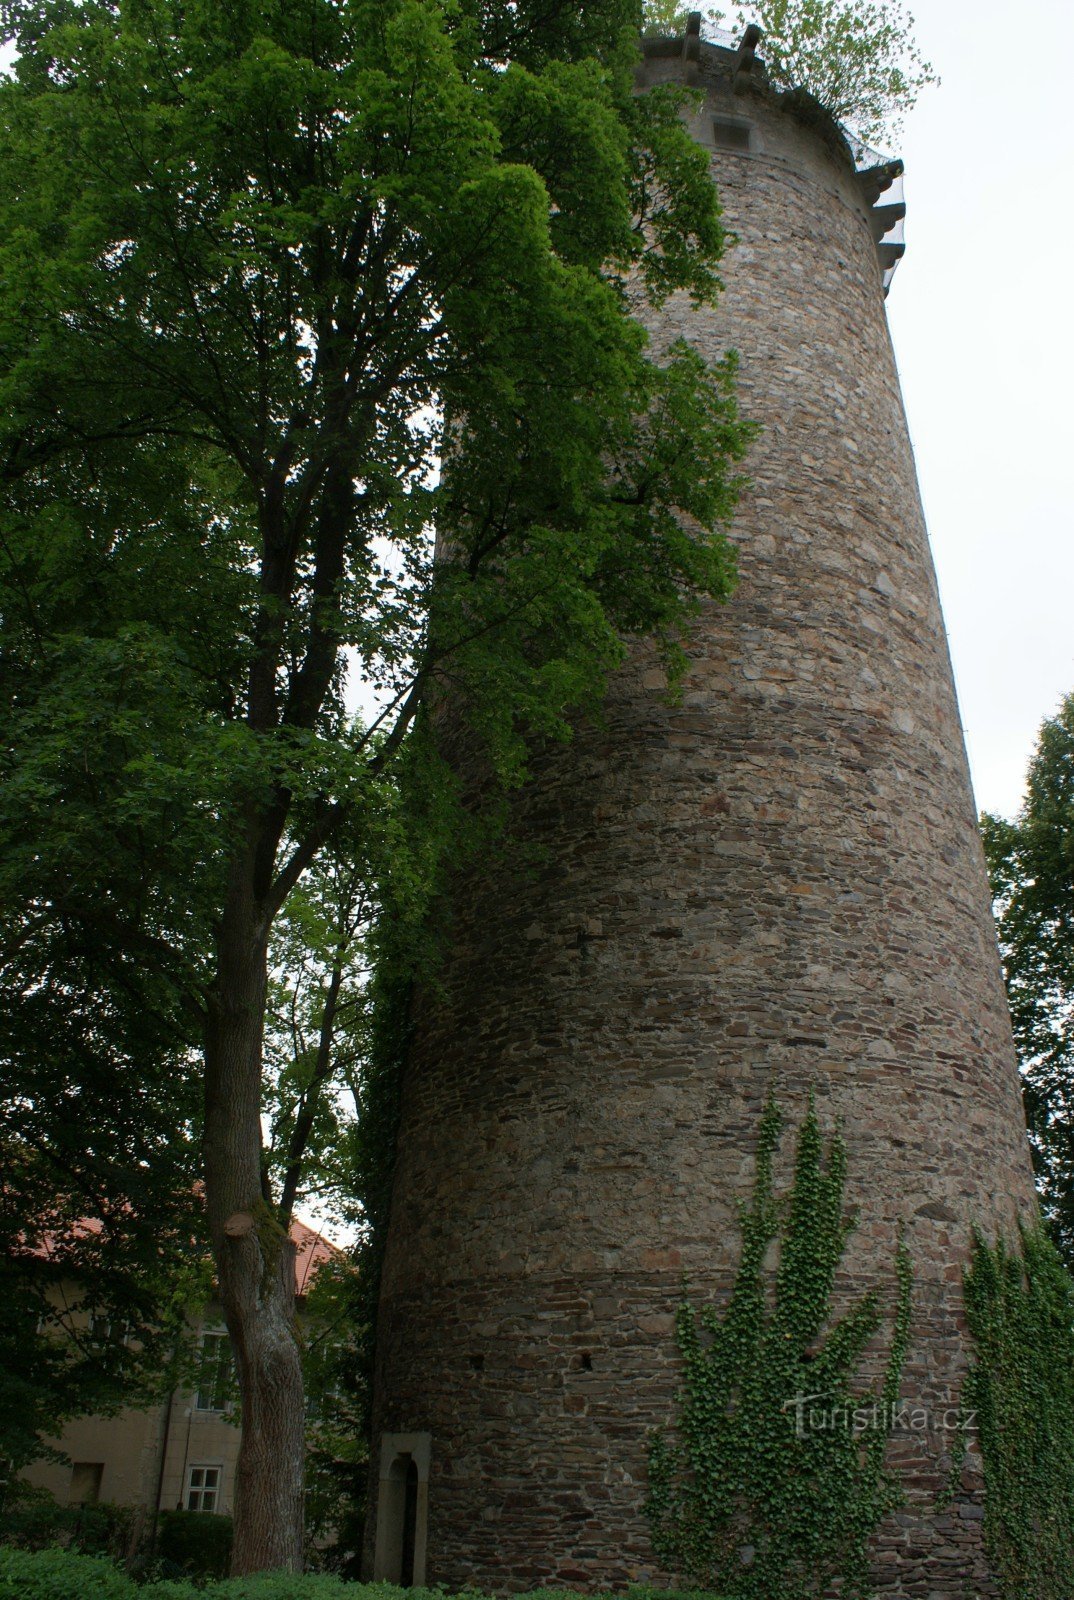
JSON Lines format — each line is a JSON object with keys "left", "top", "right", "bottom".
{"left": 641, "top": 19, "right": 907, "bottom": 292}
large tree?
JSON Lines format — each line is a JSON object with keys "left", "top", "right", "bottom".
{"left": 0, "top": 0, "right": 752, "bottom": 1571}
{"left": 983, "top": 693, "right": 1074, "bottom": 1269}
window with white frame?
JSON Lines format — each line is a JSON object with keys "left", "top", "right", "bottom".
{"left": 186, "top": 1464, "right": 222, "bottom": 1513}
{"left": 88, "top": 1313, "right": 130, "bottom": 1346}
{"left": 194, "top": 1330, "right": 232, "bottom": 1412}
{"left": 87, "top": 1314, "right": 130, "bottom": 1373}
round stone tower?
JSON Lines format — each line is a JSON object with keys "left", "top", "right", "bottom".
{"left": 367, "top": 22, "right": 1038, "bottom": 1598}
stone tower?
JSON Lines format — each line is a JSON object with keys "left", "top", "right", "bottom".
{"left": 367, "top": 22, "right": 1038, "bottom": 1598}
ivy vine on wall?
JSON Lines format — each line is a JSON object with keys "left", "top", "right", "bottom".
{"left": 645, "top": 1096, "right": 912, "bottom": 1599}
{"left": 958, "top": 1226, "right": 1074, "bottom": 1600}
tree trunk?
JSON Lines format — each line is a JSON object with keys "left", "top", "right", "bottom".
{"left": 203, "top": 855, "right": 306, "bottom": 1575}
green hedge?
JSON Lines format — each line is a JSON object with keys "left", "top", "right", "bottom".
{"left": 0, "top": 1548, "right": 366, "bottom": 1598}
{"left": 0, "top": 1548, "right": 728, "bottom": 1600}
{"left": 0, "top": 1548, "right": 145, "bottom": 1599}
{"left": 0, "top": 1548, "right": 406, "bottom": 1598}
{"left": 155, "top": 1511, "right": 233, "bottom": 1581}
{"left": 0, "top": 1492, "right": 134, "bottom": 1558}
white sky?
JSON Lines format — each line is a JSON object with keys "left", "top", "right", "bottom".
{"left": 883, "top": 0, "right": 1074, "bottom": 818}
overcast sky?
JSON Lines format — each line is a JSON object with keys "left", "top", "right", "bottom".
{"left": 882, "top": 0, "right": 1074, "bottom": 818}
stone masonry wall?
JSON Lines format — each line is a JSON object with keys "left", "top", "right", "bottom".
{"left": 368, "top": 42, "right": 1039, "bottom": 1599}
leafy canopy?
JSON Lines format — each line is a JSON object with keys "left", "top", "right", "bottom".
{"left": 643, "top": 0, "right": 725, "bottom": 34}
{"left": 983, "top": 692, "right": 1074, "bottom": 1269}
{"left": 735, "top": 0, "right": 937, "bottom": 146}
{"left": 641, "top": 0, "right": 936, "bottom": 151}
{"left": 0, "top": 0, "right": 750, "bottom": 895}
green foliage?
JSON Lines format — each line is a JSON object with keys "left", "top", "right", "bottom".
{"left": 306, "top": 863, "right": 435, "bottom": 1574}
{"left": 983, "top": 693, "right": 1074, "bottom": 1269}
{"left": 262, "top": 741, "right": 458, "bottom": 1227}
{"left": 0, "top": 489, "right": 215, "bottom": 1471}
{"left": 275, "top": 729, "right": 465, "bottom": 1569}
{"left": 155, "top": 1512, "right": 233, "bottom": 1583}
{"left": 959, "top": 1227, "right": 1074, "bottom": 1600}
{"left": 0, "top": 1545, "right": 370, "bottom": 1597}
{"left": 646, "top": 1098, "right": 912, "bottom": 1598}
{"left": 0, "top": 1548, "right": 727, "bottom": 1600}
{"left": 0, "top": 0, "right": 748, "bottom": 812}
{"left": 734, "top": 0, "right": 937, "bottom": 147}
{"left": 642, "top": 1, "right": 725, "bottom": 36}
{"left": 205, "top": 1582, "right": 436, "bottom": 1600}
{"left": 0, "top": 1547, "right": 139, "bottom": 1600}
{"left": 263, "top": 842, "right": 373, "bottom": 1223}
{"left": 0, "top": 620, "right": 209, "bottom": 1472}
{"left": 0, "top": 1489, "right": 134, "bottom": 1560}
{"left": 0, "top": 1228, "right": 209, "bottom": 1484}
{"left": 298, "top": 1258, "right": 367, "bottom": 1569}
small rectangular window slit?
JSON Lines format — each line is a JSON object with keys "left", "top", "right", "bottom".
{"left": 713, "top": 117, "right": 751, "bottom": 152}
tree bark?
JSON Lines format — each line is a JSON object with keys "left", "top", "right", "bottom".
{"left": 203, "top": 847, "right": 306, "bottom": 1575}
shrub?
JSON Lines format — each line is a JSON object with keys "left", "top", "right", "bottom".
{"left": 207, "top": 1582, "right": 461, "bottom": 1599}
{"left": 0, "top": 1488, "right": 134, "bottom": 1558}
{"left": 155, "top": 1510, "right": 233, "bottom": 1581}
{"left": 209, "top": 1578, "right": 360, "bottom": 1598}
{"left": 0, "top": 1549, "right": 729, "bottom": 1600}
{"left": 0, "top": 1550, "right": 437, "bottom": 1600}
{"left": 0, "top": 1546, "right": 138, "bottom": 1600}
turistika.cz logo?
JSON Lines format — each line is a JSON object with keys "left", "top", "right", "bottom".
{"left": 783, "top": 1392, "right": 977, "bottom": 1440}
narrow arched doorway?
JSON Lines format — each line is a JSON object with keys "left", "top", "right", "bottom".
{"left": 372, "top": 1432, "right": 430, "bottom": 1585}
{"left": 400, "top": 1455, "right": 419, "bottom": 1585}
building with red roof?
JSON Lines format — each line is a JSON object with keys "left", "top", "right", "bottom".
{"left": 22, "top": 1215, "right": 343, "bottom": 1523}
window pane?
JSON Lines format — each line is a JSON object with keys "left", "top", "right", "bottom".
{"left": 195, "top": 1332, "right": 232, "bottom": 1411}
{"left": 187, "top": 1465, "right": 222, "bottom": 1515}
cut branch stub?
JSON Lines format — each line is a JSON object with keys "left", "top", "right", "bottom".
{"left": 224, "top": 1210, "right": 257, "bottom": 1240}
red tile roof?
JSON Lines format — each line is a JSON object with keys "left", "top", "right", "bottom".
{"left": 291, "top": 1216, "right": 343, "bottom": 1297}
{"left": 26, "top": 1210, "right": 344, "bottom": 1297}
